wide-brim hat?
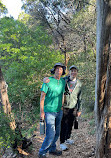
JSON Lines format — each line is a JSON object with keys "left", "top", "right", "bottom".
{"left": 50, "top": 63, "right": 66, "bottom": 75}
{"left": 69, "top": 65, "right": 78, "bottom": 71}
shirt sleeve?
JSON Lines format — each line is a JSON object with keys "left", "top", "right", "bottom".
{"left": 77, "top": 90, "right": 82, "bottom": 111}
{"left": 76, "top": 81, "right": 82, "bottom": 111}
{"left": 40, "top": 83, "right": 48, "bottom": 94}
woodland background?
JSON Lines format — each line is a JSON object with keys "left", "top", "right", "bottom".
{"left": 0, "top": 0, "right": 96, "bottom": 156}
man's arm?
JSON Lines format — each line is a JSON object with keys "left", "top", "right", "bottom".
{"left": 40, "top": 91, "right": 46, "bottom": 120}
{"left": 62, "top": 94, "right": 64, "bottom": 105}
{"left": 77, "top": 90, "right": 82, "bottom": 116}
{"left": 61, "top": 94, "right": 64, "bottom": 110}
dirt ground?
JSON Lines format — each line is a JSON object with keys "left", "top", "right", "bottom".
{"left": 26, "top": 114, "right": 96, "bottom": 158}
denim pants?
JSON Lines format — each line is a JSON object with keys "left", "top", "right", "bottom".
{"left": 39, "top": 110, "right": 63, "bottom": 155}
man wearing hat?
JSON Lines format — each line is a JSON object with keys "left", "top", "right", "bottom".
{"left": 38, "top": 63, "right": 66, "bottom": 158}
{"left": 43, "top": 65, "right": 82, "bottom": 151}
{"left": 60, "top": 65, "right": 82, "bottom": 151}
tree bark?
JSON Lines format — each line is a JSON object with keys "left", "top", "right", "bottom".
{"left": 95, "top": 0, "right": 111, "bottom": 157}
{"left": 0, "top": 67, "right": 16, "bottom": 130}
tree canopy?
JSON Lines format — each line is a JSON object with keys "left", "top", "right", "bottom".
{"left": 0, "top": 0, "right": 7, "bottom": 16}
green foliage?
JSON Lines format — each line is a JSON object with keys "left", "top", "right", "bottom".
{"left": 18, "top": 12, "right": 31, "bottom": 24}
{"left": 0, "top": 1, "right": 8, "bottom": 16}
{"left": 0, "top": 1, "right": 97, "bottom": 150}
{"left": 89, "top": 128, "right": 96, "bottom": 135}
{"left": 0, "top": 17, "right": 64, "bottom": 145}
{"left": 68, "top": 49, "right": 96, "bottom": 112}
{"left": 0, "top": 17, "right": 64, "bottom": 108}
{"left": 88, "top": 118, "right": 96, "bottom": 135}
{"left": 70, "top": 1, "right": 96, "bottom": 54}
{"left": 89, "top": 119, "right": 95, "bottom": 126}
{"left": 67, "top": 2, "right": 96, "bottom": 112}
{"left": 0, "top": 109, "right": 15, "bottom": 151}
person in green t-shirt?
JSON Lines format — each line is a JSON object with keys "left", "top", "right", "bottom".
{"left": 38, "top": 63, "right": 66, "bottom": 158}
{"left": 43, "top": 65, "right": 82, "bottom": 151}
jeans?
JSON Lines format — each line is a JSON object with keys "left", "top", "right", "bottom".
{"left": 39, "top": 110, "right": 63, "bottom": 155}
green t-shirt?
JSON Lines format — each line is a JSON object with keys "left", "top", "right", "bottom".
{"left": 41, "top": 77, "right": 65, "bottom": 112}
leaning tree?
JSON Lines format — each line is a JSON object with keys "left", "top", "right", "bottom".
{"left": 0, "top": 67, "right": 16, "bottom": 130}
{"left": 95, "top": 0, "right": 111, "bottom": 157}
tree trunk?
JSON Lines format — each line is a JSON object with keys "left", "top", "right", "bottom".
{"left": 59, "top": 42, "right": 69, "bottom": 74}
{"left": 83, "top": 35, "right": 86, "bottom": 54}
{"left": 95, "top": 0, "right": 111, "bottom": 157}
{"left": 0, "top": 67, "right": 16, "bottom": 130}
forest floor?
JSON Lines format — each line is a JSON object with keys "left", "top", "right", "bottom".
{"left": 2, "top": 112, "right": 96, "bottom": 158}
{"left": 26, "top": 113, "right": 96, "bottom": 158}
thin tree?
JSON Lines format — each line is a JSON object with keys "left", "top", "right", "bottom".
{"left": 0, "top": 67, "right": 16, "bottom": 130}
{"left": 95, "top": 0, "right": 111, "bottom": 157}
{"left": 0, "top": 67, "right": 31, "bottom": 155}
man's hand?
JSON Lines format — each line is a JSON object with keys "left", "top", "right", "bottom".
{"left": 43, "top": 77, "right": 50, "bottom": 83}
{"left": 40, "top": 111, "right": 45, "bottom": 120}
{"left": 61, "top": 105, "right": 64, "bottom": 110}
{"left": 77, "top": 111, "right": 81, "bottom": 117}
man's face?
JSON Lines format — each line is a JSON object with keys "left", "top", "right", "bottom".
{"left": 54, "top": 66, "right": 63, "bottom": 78}
{"left": 69, "top": 68, "right": 78, "bottom": 78}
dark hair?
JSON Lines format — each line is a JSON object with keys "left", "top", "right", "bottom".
{"left": 50, "top": 63, "right": 66, "bottom": 75}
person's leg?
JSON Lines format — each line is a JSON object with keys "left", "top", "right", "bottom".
{"left": 60, "top": 108, "right": 70, "bottom": 151}
{"left": 66, "top": 108, "right": 75, "bottom": 140}
{"left": 39, "top": 112, "right": 56, "bottom": 155}
{"left": 60, "top": 108, "right": 69, "bottom": 144}
{"left": 49, "top": 110, "right": 63, "bottom": 152}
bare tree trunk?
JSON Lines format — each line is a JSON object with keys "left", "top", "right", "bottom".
{"left": 59, "top": 41, "right": 69, "bottom": 73}
{"left": 95, "top": 0, "right": 111, "bottom": 157}
{"left": 0, "top": 67, "right": 16, "bottom": 130}
{"left": 0, "top": 68, "right": 32, "bottom": 155}
{"left": 83, "top": 35, "right": 87, "bottom": 54}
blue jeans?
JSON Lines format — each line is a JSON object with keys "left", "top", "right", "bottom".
{"left": 39, "top": 110, "right": 63, "bottom": 155}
